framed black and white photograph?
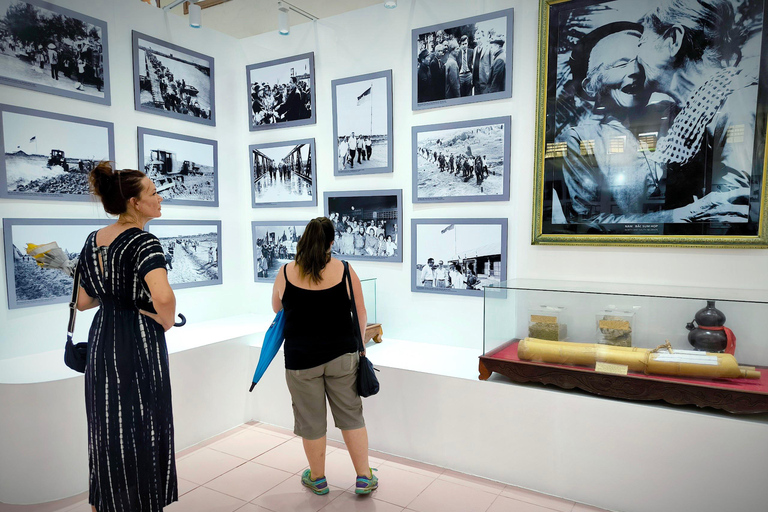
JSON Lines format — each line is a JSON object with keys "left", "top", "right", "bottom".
{"left": 0, "top": 0, "right": 110, "bottom": 105}
{"left": 250, "top": 138, "right": 316, "bottom": 208}
{"left": 324, "top": 189, "right": 403, "bottom": 263}
{"left": 246, "top": 52, "right": 315, "bottom": 131}
{"left": 146, "top": 220, "right": 221, "bottom": 290}
{"left": 534, "top": 0, "right": 768, "bottom": 248}
{"left": 413, "top": 8, "right": 513, "bottom": 110}
{"left": 3, "top": 218, "right": 109, "bottom": 309}
{"left": 411, "top": 218, "right": 507, "bottom": 296}
{"left": 138, "top": 127, "right": 218, "bottom": 207}
{"left": 252, "top": 220, "right": 308, "bottom": 282}
{"left": 0, "top": 104, "right": 114, "bottom": 201}
{"left": 413, "top": 116, "right": 510, "bottom": 203}
{"left": 132, "top": 31, "right": 215, "bottom": 126}
{"left": 332, "top": 70, "right": 393, "bottom": 176}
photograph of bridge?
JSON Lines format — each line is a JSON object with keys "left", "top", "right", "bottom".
{"left": 250, "top": 138, "right": 316, "bottom": 208}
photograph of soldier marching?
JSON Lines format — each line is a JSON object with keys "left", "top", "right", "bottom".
{"left": 0, "top": 0, "right": 107, "bottom": 100}
{"left": 251, "top": 141, "right": 314, "bottom": 205}
{"left": 253, "top": 223, "right": 306, "bottom": 281}
{"left": 326, "top": 193, "right": 400, "bottom": 260}
{"left": 2, "top": 108, "right": 110, "bottom": 198}
{"left": 135, "top": 33, "right": 213, "bottom": 121}
{"left": 248, "top": 56, "right": 312, "bottom": 129}
{"left": 150, "top": 224, "right": 219, "bottom": 288}
{"left": 415, "top": 119, "right": 507, "bottom": 200}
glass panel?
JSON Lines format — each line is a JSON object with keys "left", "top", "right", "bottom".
{"left": 360, "top": 278, "right": 377, "bottom": 324}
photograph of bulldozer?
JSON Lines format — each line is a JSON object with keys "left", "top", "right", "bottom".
{"left": 143, "top": 146, "right": 215, "bottom": 203}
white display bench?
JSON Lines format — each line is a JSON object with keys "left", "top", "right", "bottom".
{"left": 2, "top": 315, "right": 767, "bottom": 512}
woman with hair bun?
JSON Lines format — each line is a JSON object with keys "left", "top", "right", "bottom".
{"left": 77, "top": 162, "right": 178, "bottom": 512}
{"left": 271, "top": 216, "right": 378, "bottom": 495}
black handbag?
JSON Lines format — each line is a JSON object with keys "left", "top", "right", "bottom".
{"left": 64, "top": 265, "right": 88, "bottom": 373}
{"left": 343, "top": 261, "right": 379, "bottom": 397}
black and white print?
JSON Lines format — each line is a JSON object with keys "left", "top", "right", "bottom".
{"left": 0, "top": 0, "right": 110, "bottom": 104}
{"left": 252, "top": 221, "right": 308, "bottom": 282}
{"left": 147, "top": 221, "right": 221, "bottom": 290}
{"left": 0, "top": 104, "right": 114, "bottom": 201}
{"left": 132, "top": 31, "right": 215, "bottom": 126}
{"left": 413, "top": 9, "right": 513, "bottom": 110}
{"left": 411, "top": 219, "right": 507, "bottom": 297}
{"left": 247, "top": 52, "right": 315, "bottom": 131}
{"left": 250, "top": 139, "right": 316, "bottom": 208}
{"left": 413, "top": 116, "right": 510, "bottom": 203}
{"left": 138, "top": 127, "right": 218, "bottom": 207}
{"left": 2, "top": 218, "right": 108, "bottom": 309}
{"left": 332, "top": 70, "right": 393, "bottom": 175}
{"left": 324, "top": 189, "right": 403, "bottom": 263}
{"left": 536, "top": 0, "right": 767, "bottom": 246}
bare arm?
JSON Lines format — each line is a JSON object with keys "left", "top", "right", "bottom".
{"left": 141, "top": 268, "right": 176, "bottom": 331}
{"left": 348, "top": 264, "right": 368, "bottom": 350}
{"left": 272, "top": 264, "right": 285, "bottom": 313}
{"left": 76, "top": 287, "right": 99, "bottom": 311}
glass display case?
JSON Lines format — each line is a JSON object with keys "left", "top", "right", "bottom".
{"left": 360, "top": 278, "right": 382, "bottom": 343}
{"left": 480, "top": 280, "right": 768, "bottom": 413}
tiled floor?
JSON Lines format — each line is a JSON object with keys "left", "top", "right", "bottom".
{"left": 2, "top": 422, "right": 610, "bottom": 512}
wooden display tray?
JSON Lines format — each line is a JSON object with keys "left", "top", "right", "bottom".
{"left": 479, "top": 340, "right": 768, "bottom": 414}
{"left": 365, "top": 323, "right": 383, "bottom": 344}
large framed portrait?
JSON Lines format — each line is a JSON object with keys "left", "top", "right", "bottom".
{"left": 0, "top": 104, "right": 115, "bottom": 201}
{"left": 246, "top": 52, "right": 315, "bottom": 131}
{"left": 332, "top": 70, "right": 393, "bottom": 176}
{"left": 250, "top": 138, "right": 316, "bottom": 208}
{"left": 138, "top": 127, "right": 218, "bottom": 207}
{"left": 412, "top": 116, "right": 511, "bottom": 203}
{"left": 132, "top": 31, "right": 215, "bottom": 126}
{"left": 0, "top": 0, "right": 110, "bottom": 105}
{"left": 324, "top": 189, "right": 403, "bottom": 263}
{"left": 252, "top": 220, "right": 308, "bottom": 282}
{"left": 533, "top": 0, "right": 768, "bottom": 248}
{"left": 411, "top": 218, "right": 507, "bottom": 296}
{"left": 413, "top": 8, "right": 513, "bottom": 111}
{"left": 2, "top": 218, "right": 109, "bottom": 309}
{"left": 146, "top": 220, "right": 222, "bottom": 290}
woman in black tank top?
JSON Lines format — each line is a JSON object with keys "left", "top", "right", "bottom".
{"left": 271, "top": 217, "right": 378, "bottom": 495}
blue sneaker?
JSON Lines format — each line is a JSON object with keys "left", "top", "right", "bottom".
{"left": 301, "top": 469, "right": 329, "bottom": 495}
{"left": 355, "top": 468, "right": 378, "bottom": 495}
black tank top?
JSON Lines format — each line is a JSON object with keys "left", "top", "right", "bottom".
{"left": 281, "top": 264, "right": 357, "bottom": 370}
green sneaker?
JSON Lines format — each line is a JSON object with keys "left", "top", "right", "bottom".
{"left": 301, "top": 469, "right": 329, "bottom": 495}
{"left": 355, "top": 467, "right": 378, "bottom": 495}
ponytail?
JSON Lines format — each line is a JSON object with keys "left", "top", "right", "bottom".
{"left": 89, "top": 161, "right": 146, "bottom": 215}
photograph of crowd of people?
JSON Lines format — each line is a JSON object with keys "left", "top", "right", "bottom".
{"left": 412, "top": 219, "right": 506, "bottom": 296}
{"left": 539, "top": 0, "right": 765, "bottom": 243}
{"left": 325, "top": 190, "right": 403, "bottom": 262}
{"left": 1, "top": 105, "right": 114, "bottom": 200}
{"left": 0, "top": 0, "right": 108, "bottom": 104}
{"left": 252, "top": 221, "right": 307, "bottom": 282}
{"left": 248, "top": 53, "right": 315, "bottom": 131}
{"left": 133, "top": 31, "right": 214, "bottom": 125}
{"left": 138, "top": 128, "right": 217, "bottom": 206}
{"left": 250, "top": 139, "right": 315, "bottom": 207}
{"left": 332, "top": 70, "right": 392, "bottom": 175}
{"left": 148, "top": 222, "right": 221, "bottom": 290}
{"left": 414, "top": 117, "right": 510, "bottom": 202}
{"left": 413, "top": 9, "right": 512, "bottom": 109}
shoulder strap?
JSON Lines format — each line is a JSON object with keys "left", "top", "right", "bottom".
{"left": 283, "top": 264, "right": 288, "bottom": 279}
{"left": 342, "top": 261, "right": 364, "bottom": 352}
{"left": 67, "top": 263, "right": 81, "bottom": 341}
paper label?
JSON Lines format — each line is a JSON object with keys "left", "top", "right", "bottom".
{"left": 653, "top": 353, "right": 719, "bottom": 366}
{"left": 595, "top": 362, "right": 629, "bottom": 375}
{"left": 599, "top": 319, "right": 630, "bottom": 330}
{"left": 531, "top": 315, "right": 557, "bottom": 324}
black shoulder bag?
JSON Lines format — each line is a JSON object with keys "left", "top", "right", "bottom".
{"left": 343, "top": 261, "right": 379, "bottom": 397}
{"left": 64, "top": 265, "right": 88, "bottom": 373}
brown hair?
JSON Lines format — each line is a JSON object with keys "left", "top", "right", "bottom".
{"left": 89, "top": 161, "right": 147, "bottom": 215}
{"left": 295, "top": 217, "right": 335, "bottom": 284}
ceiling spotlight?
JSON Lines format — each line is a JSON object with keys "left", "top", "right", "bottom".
{"left": 189, "top": 2, "right": 202, "bottom": 28}
{"left": 278, "top": 2, "right": 290, "bottom": 35}
{"left": 384, "top": 0, "right": 397, "bottom": 8}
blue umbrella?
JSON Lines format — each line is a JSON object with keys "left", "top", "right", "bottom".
{"left": 249, "top": 310, "right": 286, "bottom": 391}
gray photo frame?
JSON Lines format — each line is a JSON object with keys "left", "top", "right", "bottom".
{"left": 146, "top": 219, "right": 222, "bottom": 290}
{"left": 132, "top": 31, "right": 216, "bottom": 126}
{"left": 137, "top": 127, "right": 219, "bottom": 207}
{"left": 411, "top": 218, "right": 507, "bottom": 297}
{"left": 250, "top": 138, "right": 316, "bottom": 208}
{"left": 3, "top": 217, "right": 110, "bottom": 309}
{"left": 332, "top": 70, "right": 393, "bottom": 176}
{"left": 0, "top": 0, "right": 111, "bottom": 105}
{"left": 0, "top": 103, "right": 115, "bottom": 202}
{"left": 252, "top": 220, "right": 309, "bottom": 283}
{"left": 324, "top": 189, "right": 403, "bottom": 263}
{"left": 412, "top": 8, "right": 513, "bottom": 111}
{"left": 246, "top": 52, "right": 316, "bottom": 131}
{"left": 412, "top": 116, "right": 511, "bottom": 203}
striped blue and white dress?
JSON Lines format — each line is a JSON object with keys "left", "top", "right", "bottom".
{"left": 77, "top": 227, "right": 177, "bottom": 512}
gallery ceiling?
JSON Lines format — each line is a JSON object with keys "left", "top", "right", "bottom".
{"left": 158, "top": 0, "right": 385, "bottom": 39}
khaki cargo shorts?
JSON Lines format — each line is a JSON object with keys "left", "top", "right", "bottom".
{"left": 285, "top": 352, "right": 365, "bottom": 440}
